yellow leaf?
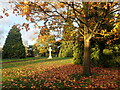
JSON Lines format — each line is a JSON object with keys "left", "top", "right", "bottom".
{"left": 24, "top": 1, "right": 29, "bottom": 4}
{"left": 115, "top": 14, "right": 119, "bottom": 17}
{"left": 32, "top": 38, "right": 35, "bottom": 41}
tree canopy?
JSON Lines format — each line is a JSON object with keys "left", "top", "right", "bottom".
{"left": 2, "top": 1, "right": 120, "bottom": 75}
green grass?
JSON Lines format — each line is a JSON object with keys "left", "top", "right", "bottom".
{"left": 2, "top": 56, "right": 44, "bottom": 62}
{"left": 2, "top": 57, "right": 72, "bottom": 69}
{"left": 2, "top": 57, "right": 119, "bottom": 89}
{"left": 2, "top": 57, "right": 73, "bottom": 82}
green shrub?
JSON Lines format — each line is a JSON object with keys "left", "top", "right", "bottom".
{"left": 90, "top": 45, "right": 100, "bottom": 66}
{"left": 103, "top": 49, "right": 113, "bottom": 55}
{"left": 59, "top": 41, "right": 74, "bottom": 57}
{"left": 73, "top": 41, "right": 83, "bottom": 65}
{"left": 90, "top": 42, "right": 120, "bottom": 67}
{"left": 91, "top": 45, "right": 100, "bottom": 60}
{"left": 113, "top": 56, "right": 120, "bottom": 67}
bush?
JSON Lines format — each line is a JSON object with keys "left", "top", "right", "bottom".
{"left": 90, "top": 41, "right": 120, "bottom": 67}
{"left": 73, "top": 41, "right": 83, "bottom": 65}
{"left": 90, "top": 45, "right": 100, "bottom": 67}
{"left": 103, "top": 49, "right": 113, "bottom": 55}
{"left": 59, "top": 41, "right": 74, "bottom": 57}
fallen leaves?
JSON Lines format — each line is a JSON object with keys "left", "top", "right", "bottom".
{"left": 2, "top": 59, "right": 119, "bottom": 89}
{"left": 0, "top": 15, "right": 3, "bottom": 18}
{"left": 5, "top": 13, "right": 9, "bottom": 17}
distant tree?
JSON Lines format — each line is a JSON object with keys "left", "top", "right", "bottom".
{"left": 34, "top": 34, "right": 56, "bottom": 57}
{"left": 2, "top": 25, "right": 26, "bottom": 59}
{"left": 59, "top": 18, "right": 75, "bottom": 57}
{"left": 59, "top": 41, "right": 74, "bottom": 57}
{"left": 53, "top": 40, "right": 61, "bottom": 57}
{"left": 27, "top": 45, "right": 34, "bottom": 57}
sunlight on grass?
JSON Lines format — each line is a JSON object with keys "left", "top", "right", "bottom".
{"left": 2, "top": 58, "right": 73, "bottom": 81}
{"left": 2, "top": 57, "right": 45, "bottom": 62}
{"left": 2, "top": 57, "right": 119, "bottom": 89}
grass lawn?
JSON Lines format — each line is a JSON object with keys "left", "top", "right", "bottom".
{"left": 1, "top": 57, "right": 119, "bottom": 89}
{"left": 2, "top": 57, "right": 44, "bottom": 63}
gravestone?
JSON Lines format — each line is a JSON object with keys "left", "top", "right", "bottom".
{"left": 48, "top": 47, "right": 52, "bottom": 59}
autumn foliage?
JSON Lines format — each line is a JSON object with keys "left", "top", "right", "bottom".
{"left": 2, "top": 58, "right": 119, "bottom": 89}
{"left": 1, "top": 1, "right": 120, "bottom": 85}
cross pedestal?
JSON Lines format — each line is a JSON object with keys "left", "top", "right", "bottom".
{"left": 48, "top": 47, "right": 52, "bottom": 59}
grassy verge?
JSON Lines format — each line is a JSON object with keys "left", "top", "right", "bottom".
{"left": 2, "top": 57, "right": 72, "bottom": 69}
{"left": 2, "top": 57, "right": 73, "bottom": 82}
{"left": 2, "top": 57, "right": 44, "bottom": 63}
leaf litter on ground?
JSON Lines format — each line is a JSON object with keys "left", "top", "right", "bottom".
{"left": 2, "top": 58, "right": 119, "bottom": 89}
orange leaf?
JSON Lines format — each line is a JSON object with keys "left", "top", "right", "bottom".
{"left": 5, "top": 13, "right": 9, "bottom": 17}
{"left": 0, "top": 16, "right": 3, "bottom": 18}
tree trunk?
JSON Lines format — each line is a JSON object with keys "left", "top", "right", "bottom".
{"left": 83, "top": 35, "right": 91, "bottom": 76}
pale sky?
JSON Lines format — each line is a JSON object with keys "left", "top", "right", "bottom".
{"left": 0, "top": 1, "right": 43, "bottom": 48}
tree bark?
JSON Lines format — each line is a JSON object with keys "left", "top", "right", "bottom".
{"left": 83, "top": 35, "right": 91, "bottom": 76}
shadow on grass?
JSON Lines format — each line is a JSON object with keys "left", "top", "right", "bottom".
{"left": 2, "top": 63, "right": 119, "bottom": 89}
{"left": 2, "top": 64, "right": 82, "bottom": 89}
{"left": 2, "top": 57, "right": 72, "bottom": 69}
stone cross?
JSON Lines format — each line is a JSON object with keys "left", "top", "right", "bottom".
{"left": 48, "top": 47, "right": 52, "bottom": 59}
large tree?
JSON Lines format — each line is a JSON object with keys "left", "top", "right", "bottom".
{"left": 4, "top": 1, "right": 119, "bottom": 75}
{"left": 2, "top": 25, "right": 26, "bottom": 59}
